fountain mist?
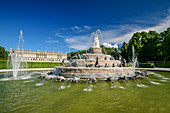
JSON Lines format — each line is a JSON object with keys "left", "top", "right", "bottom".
{"left": 8, "top": 30, "right": 27, "bottom": 78}
{"left": 132, "top": 46, "right": 138, "bottom": 73}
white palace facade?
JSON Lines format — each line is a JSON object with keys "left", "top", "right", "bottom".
{"left": 10, "top": 48, "right": 67, "bottom": 62}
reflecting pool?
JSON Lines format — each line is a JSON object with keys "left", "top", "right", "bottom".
{"left": 0, "top": 71, "right": 170, "bottom": 113}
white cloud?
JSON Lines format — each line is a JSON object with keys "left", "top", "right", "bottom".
{"left": 109, "top": 14, "right": 170, "bottom": 44}
{"left": 74, "top": 26, "right": 79, "bottom": 30}
{"left": 70, "top": 25, "right": 93, "bottom": 33}
{"left": 46, "top": 36, "right": 59, "bottom": 43}
{"left": 84, "top": 26, "right": 92, "bottom": 30}
{"left": 48, "top": 37, "right": 52, "bottom": 39}
{"left": 71, "top": 26, "right": 80, "bottom": 31}
{"left": 113, "top": 44, "right": 118, "bottom": 49}
{"left": 45, "top": 40, "right": 59, "bottom": 43}
{"left": 55, "top": 33, "right": 70, "bottom": 38}
{"left": 110, "top": 10, "right": 170, "bottom": 44}
{"left": 69, "top": 45, "right": 88, "bottom": 50}
{"left": 65, "top": 9, "right": 170, "bottom": 50}
{"left": 103, "top": 43, "right": 118, "bottom": 49}
{"left": 65, "top": 35, "right": 90, "bottom": 50}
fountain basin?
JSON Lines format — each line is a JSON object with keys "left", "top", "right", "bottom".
{"left": 56, "top": 30, "right": 134, "bottom": 79}
{"left": 54, "top": 66, "right": 133, "bottom": 79}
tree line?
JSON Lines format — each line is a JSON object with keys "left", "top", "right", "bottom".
{"left": 0, "top": 46, "right": 9, "bottom": 58}
{"left": 121, "top": 27, "right": 170, "bottom": 63}
{"left": 68, "top": 27, "right": 170, "bottom": 63}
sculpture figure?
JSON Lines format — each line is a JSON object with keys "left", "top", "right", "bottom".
{"left": 93, "top": 35, "right": 100, "bottom": 48}
{"left": 95, "top": 56, "right": 100, "bottom": 67}
{"left": 61, "top": 59, "right": 65, "bottom": 67}
{"left": 122, "top": 58, "right": 127, "bottom": 67}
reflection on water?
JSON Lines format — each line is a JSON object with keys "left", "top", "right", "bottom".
{"left": 0, "top": 71, "right": 170, "bottom": 113}
{"left": 110, "top": 85, "right": 125, "bottom": 89}
{"left": 83, "top": 84, "right": 94, "bottom": 92}
{"left": 59, "top": 85, "right": 66, "bottom": 90}
{"left": 83, "top": 88, "right": 92, "bottom": 91}
{"left": 137, "top": 84, "right": 148, "bottom": 87}
{"left": 150, "top": 81, "right": 161, "bottom": 85}
{"left": 23, "top": 80, "right": 35, "bottom": 83}
{"left": 160, "top": 80, "right": 167, "bottom": 82}
{"left": 0, "top": 76, "right": 32, "bottom": 81}
{"left": 35, "top": 83, "right": 43, "bottom": 86}
{"left": 0, "top": 71, "right": 41, "bottom": 81}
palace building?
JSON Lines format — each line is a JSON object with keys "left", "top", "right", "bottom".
{"left": 10, "top": 48, "right": 67, "bottom": 62}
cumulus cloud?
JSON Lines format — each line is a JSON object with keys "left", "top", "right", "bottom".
{"left": 65, "top": 35, "right": 90, "bottom": 50}
{"left": 64, "top": 9, "right": 170, "bottom": 50}
{"left": 109, "top": 14, "right": 170, "bottom": 44}
{"left": 103, "top": 43, "right": 118, "bottom": 49}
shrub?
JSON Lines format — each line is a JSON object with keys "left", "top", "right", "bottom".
{"left": 139, "top": 63, "right": 153, "bottom": 68}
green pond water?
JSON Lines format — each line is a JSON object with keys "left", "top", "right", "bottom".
{"left": 0, "top": 71, "right": 170, "bottom": 113}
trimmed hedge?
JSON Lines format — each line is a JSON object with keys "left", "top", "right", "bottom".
{"left": 126, "top": 63, "right": 132, "bottom": 67}
{"left": 0, "top": 62, "right": 7, "bottom": 69}
{"left": 139, "top": 62, "right": 170, "bottom": 68}
{"left": 0, "top": 61, "right": 61, "bottom": 69}
{"left": 155, "top": 63, "right": 170, "bottom": 68}
{"left": 0, "top": 58, "right": 7, "bottom": 61}
{"left": 148, "top": 61, "right": 170, "bottom": 64}
{"left": 139, "top": 63, "right": 154, "bottom": 68}
{"left": 27, "top": 62, "right": 61, "bottom": 68}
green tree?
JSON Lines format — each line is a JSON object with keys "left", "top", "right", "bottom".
{"left": 121, "top": 30, "right": 164, "bottom": 63}
{"left": 0, "top": 46, "right": 9, "bottom": 58}
{"left": 139, "top": 31, "right": 149, "bottom": 62}
{"left": 146, "top": 31, "right": 162, "bottom": 62}
{"left": 127, "top": 32, "right": 142, "bottom": 62}
{"left": 68, "top": 49, "right": 87, "bottom": 59}
{"left": 121, "top": 42, "right": 128, "bottom": 61}
{"left": 161, "top": 27, "right": 170, "bottom": 62}
{"left": 100, "top": 45, "right": 121, "bottom": 60}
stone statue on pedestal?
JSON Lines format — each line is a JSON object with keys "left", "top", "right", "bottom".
{"left": 122, "top": 58, "right": 127, "bottom": 67}
{"left": 93, "top": 35, "right": 100, "bottom": 48}
{"left": 95, "top": 56, "right": 100, "bottom": 67}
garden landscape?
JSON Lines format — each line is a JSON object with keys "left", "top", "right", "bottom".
{"left": 0, "top": 0, "right": 170, "bottom": 113}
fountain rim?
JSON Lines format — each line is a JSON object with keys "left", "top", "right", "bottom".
{"left": 54, "top": 66, "right": 133, "bottom": 70}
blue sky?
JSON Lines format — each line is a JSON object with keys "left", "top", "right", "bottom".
{"left": 0, "top": 0, "right": 170, "bottom": 53}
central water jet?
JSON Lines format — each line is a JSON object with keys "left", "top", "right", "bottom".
{"left": 8, "top": 30, "right": 27, "bottom": 78}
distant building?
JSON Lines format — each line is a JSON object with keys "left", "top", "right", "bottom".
{"left": 10, "top": 48, "right": 67, "bottom": 62}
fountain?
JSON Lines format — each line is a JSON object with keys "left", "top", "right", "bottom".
{"left": 0, "top": 29, "right": 169, "bottom": 113}
{"left": 54, "top": 30, "right": 134, "bottom": 79}
{"left": 132, "top": 46, "right": 138, "bottom": 73}
{"left": 8, "top": 30, "right": 27, "bottom": 78}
